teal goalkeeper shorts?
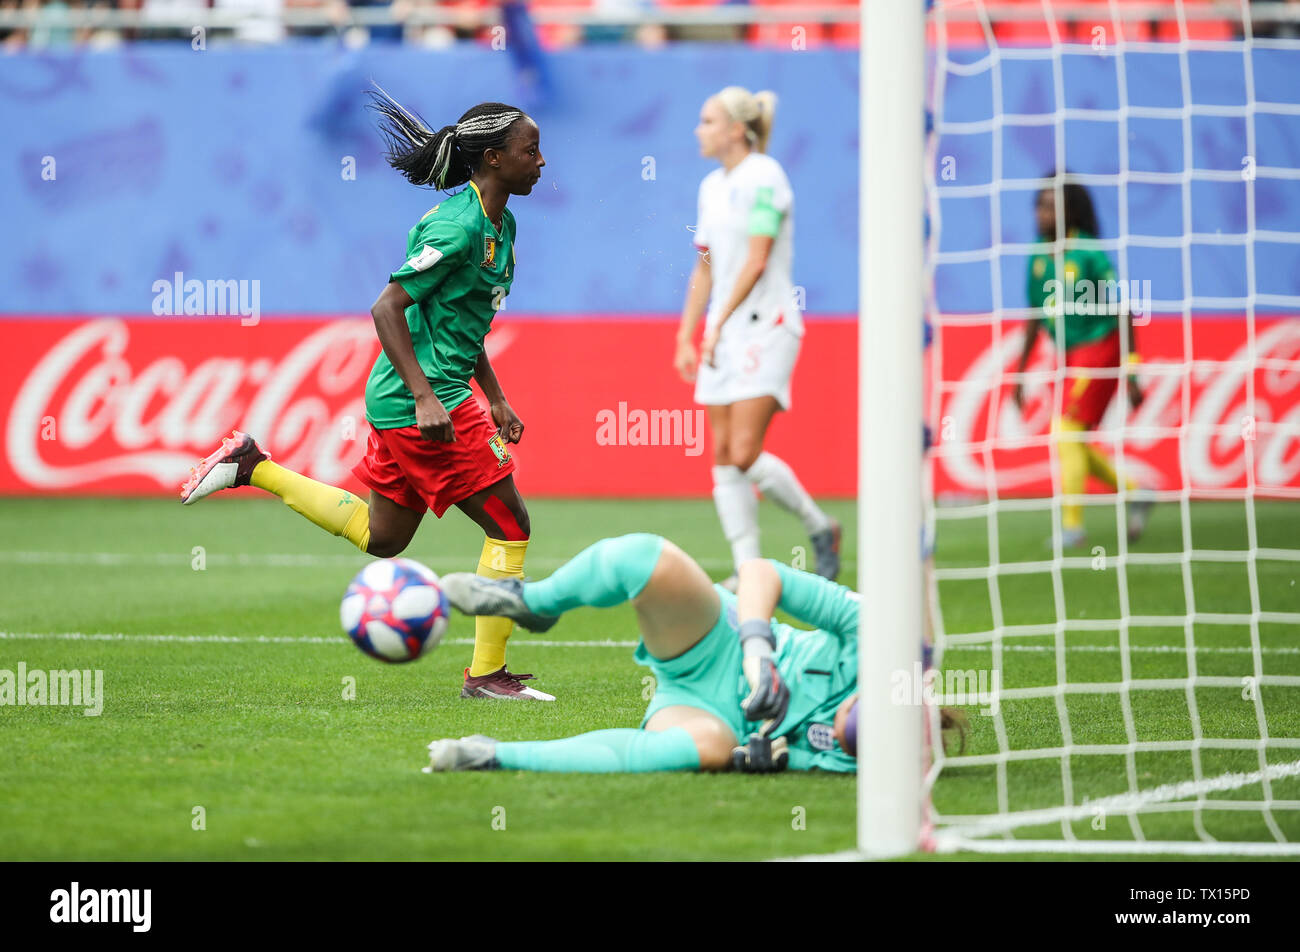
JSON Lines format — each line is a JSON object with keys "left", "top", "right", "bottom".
{"left": 634, "top": 579, "right": 859, "bottom": 773}
{"left": 635, "top": 584, "right": 754, "bottom": 742}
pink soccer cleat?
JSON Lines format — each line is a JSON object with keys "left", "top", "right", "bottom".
{"left": 180, "top": 430, "right": 269, "bottom": 505}
{"left": 460, "top": 666, "right": 555, "bottom": 701}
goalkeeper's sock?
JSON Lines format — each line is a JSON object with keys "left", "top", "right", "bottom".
{"left": 522, "top": 533, "right": 665, "bottom": 616}
{"left": 1084, "top": 444, "right": 1139, "bottom": 491}
{"left": 1057, "top": 418, "right": 1089, "bottom": 532}
{"left": 469, "top": 537, "right": 529, "bottom": 677}
{"left": 712, "top": 464, "right": 760, "bottom": 570}
{"left": 250, "top": 460, "right": 370, "bottom": 552}
{"left": 744, "top": 452, "right": 832, "bottom": 534}
{"left": 495, "top": 727, "right": 700, "bottom": 773}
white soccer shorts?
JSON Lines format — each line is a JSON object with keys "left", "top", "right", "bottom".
{"left": 694, "top": 319, "right": 802, "bottom": 411}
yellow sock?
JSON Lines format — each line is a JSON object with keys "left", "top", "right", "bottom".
{"left": 1056, "top": 418, "right": 1088, "bottom": 532}
{"left": 469, "top": 536, "right": 529, "bottom": 677}
{"left": 250, "top": 460, "right": 370, "bottom": 552}
{"left": 1084, "top": 444, "right": 1138, "bottom": 491}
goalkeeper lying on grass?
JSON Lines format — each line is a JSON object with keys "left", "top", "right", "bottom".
{"left": 426, "top": 533, "right": 862, "bottom": 774}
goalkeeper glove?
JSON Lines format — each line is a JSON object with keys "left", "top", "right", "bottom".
{"left": 741, "top": 656, "right": 790, "bottom": 725}
{"left": 732, "top": 734, "right": 789, "bottom": 773}
{"left": 739, "top": 619, "right": 790, "bottom": 726}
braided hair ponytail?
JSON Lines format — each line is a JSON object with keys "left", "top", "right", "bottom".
{"left": 367, "top": 85, "right": 530, "bottom": 190}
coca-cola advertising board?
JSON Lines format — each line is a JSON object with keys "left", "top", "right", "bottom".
{"left": 930, "top": 316, "right": 1300, "bottom": 498}
{"left": 2, "top": 316, "right": 1296, "bottom": 498}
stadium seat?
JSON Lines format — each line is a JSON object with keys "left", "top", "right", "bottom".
{"left": 991, "top": 0, "right": 1063, "bottom": 45}
{"left": 1069, "top": 0, "right": 1153, "bottom": 45}
{"left": 656, "top": 0, "right": 742, "bottom": 44}
{"left": 525, "top": 0, "right": 588, "bottom": 50}
{"left": 745, "top": 0, "right": 830, "bottom": 49}
{"left": 823, "top": 0, "right": 859, "bottom": 48}
{"left": 926, "top": 16, "right": 989, "bottom": 50}
{"left": 1155, "top": 1, "right": 1235, "bottom": 41}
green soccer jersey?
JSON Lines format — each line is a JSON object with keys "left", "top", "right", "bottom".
{"left": 767, "top": 562, "right": 860, "bottom": 773}
{"left": 364, "top": 181, "right": 515, "bottom": 429}
{"left": 1026, "top": 232, "right": 1120, "bottom": 353}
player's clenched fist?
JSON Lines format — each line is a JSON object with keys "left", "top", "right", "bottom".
{"left": 491, "top": 400, "right": 525, "bottom": 444}
{"left": 415, "top": 392, "right": 456, "bottom": 442}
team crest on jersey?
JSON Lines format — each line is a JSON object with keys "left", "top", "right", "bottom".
{"left": 807, "top": 723, "right": 836, "bottom": 751}
{"left": 1033, "top": 257, "right": 1046, "bottom": 279}
{"left": 488, "top": 431, "right": 511, "bottom": 467}
{"left": 481, "top": 236, "right": 497, "bottom": 269}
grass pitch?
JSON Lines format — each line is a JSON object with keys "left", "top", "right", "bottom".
{"left": 1, "top": 495, "right": 1297, "bottom": 860}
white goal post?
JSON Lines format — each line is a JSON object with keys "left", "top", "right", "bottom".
{"left": 858, "top": 0, "right": 925, "bottom": 858}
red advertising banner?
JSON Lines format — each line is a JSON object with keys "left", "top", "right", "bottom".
{"left": 930, "top": 316, "right": 1300, "bottom": 498}
{"left": 3, "top": 315, "right": 1296, "bottom": 499}
{"left": 0, "top": 316, "right": 856, "bottom": 498}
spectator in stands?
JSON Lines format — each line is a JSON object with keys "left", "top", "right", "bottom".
{"left": 581, "top": 0, "right": 667, "bottom": 47}
{"left": 140, "top": 0, "right": 206, "bottom": 42}
{"left": 342, "top": 0, "right": 405, "bottom": 43}
{"left": 0, "top": 0, "right": 25, "bottom": 48}
{"left": 1252, "top": 0, "right": 1300, "bottom": 38}
{"left": 213, "top": 0, "right": 285, "bottom": 43}
{"left": 26, "top": 0, "right": 75, "bottom": 48}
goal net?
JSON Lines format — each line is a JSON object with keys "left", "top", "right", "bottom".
{"left": 921, "top": 0, "right": 1300, "bottom": 855}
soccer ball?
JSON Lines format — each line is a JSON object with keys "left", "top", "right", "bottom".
{"left": 340, "top": 558, "right": 450, "bottom": 663}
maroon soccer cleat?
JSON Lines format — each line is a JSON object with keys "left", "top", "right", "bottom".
{"left": 460, "top": 666, "right": 555, "bottom": 701}
{"left": 180, "top": 430, "right": 269, "bottom": 505}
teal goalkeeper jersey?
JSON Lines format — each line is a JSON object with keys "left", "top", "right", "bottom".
{"left": 744, "top": 562, "right": 860, "bottom": 772}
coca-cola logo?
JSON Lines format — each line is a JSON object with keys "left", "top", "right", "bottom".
{"left": 6, "top": 318, "right": 517, "bottom": 490}
{"left": 931, "top": 319, "right": 1300, "bottom": 494}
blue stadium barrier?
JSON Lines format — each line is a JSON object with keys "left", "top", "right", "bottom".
{"left": 1, "top": 43, "right": 1296, "bottom": 316}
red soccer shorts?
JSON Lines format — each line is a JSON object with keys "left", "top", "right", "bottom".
{"left": 1061, "top": 331, "right": 1122, "bottom": 429}
{"left": 351, "top": 398, "right": 516, "bottom": 517}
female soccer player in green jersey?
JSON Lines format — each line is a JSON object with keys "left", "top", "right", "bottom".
{"left": 423, "top": 533, "right": 864, "bottom": 773}
{"left": 1012, "top": 180, "right": 1152, "bottom": 550}
{"left": 181, "top": 91, "right": 552, "bottom": 701}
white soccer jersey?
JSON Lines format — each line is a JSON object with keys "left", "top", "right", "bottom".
{"left": 693, "top": 152, "right": 803, "bottom": 339}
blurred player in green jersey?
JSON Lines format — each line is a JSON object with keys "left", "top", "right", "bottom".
{"left": 1012, "top": 180, "right": 1152, "bottom": 550}
{"left": 182, "top": 90, "right": 552, "bottom": 700}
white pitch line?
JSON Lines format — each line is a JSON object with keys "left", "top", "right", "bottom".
{"left": 0, "top": 631, "right": 638, "bottom": 648}
{"left": 0, "top": 550, "right": 739, "bottom": 572}
{"left": 0, "top": 630, "right": 1292, "bottom": 655}
{"left": 935, "top": 838, "right": 1300, "bottom": 857}
{"left": 932, "top": 756, "right": 1300, "bottom": 846}
{"left": 945, "top": 643, "right": 1300, "bottom": 655}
